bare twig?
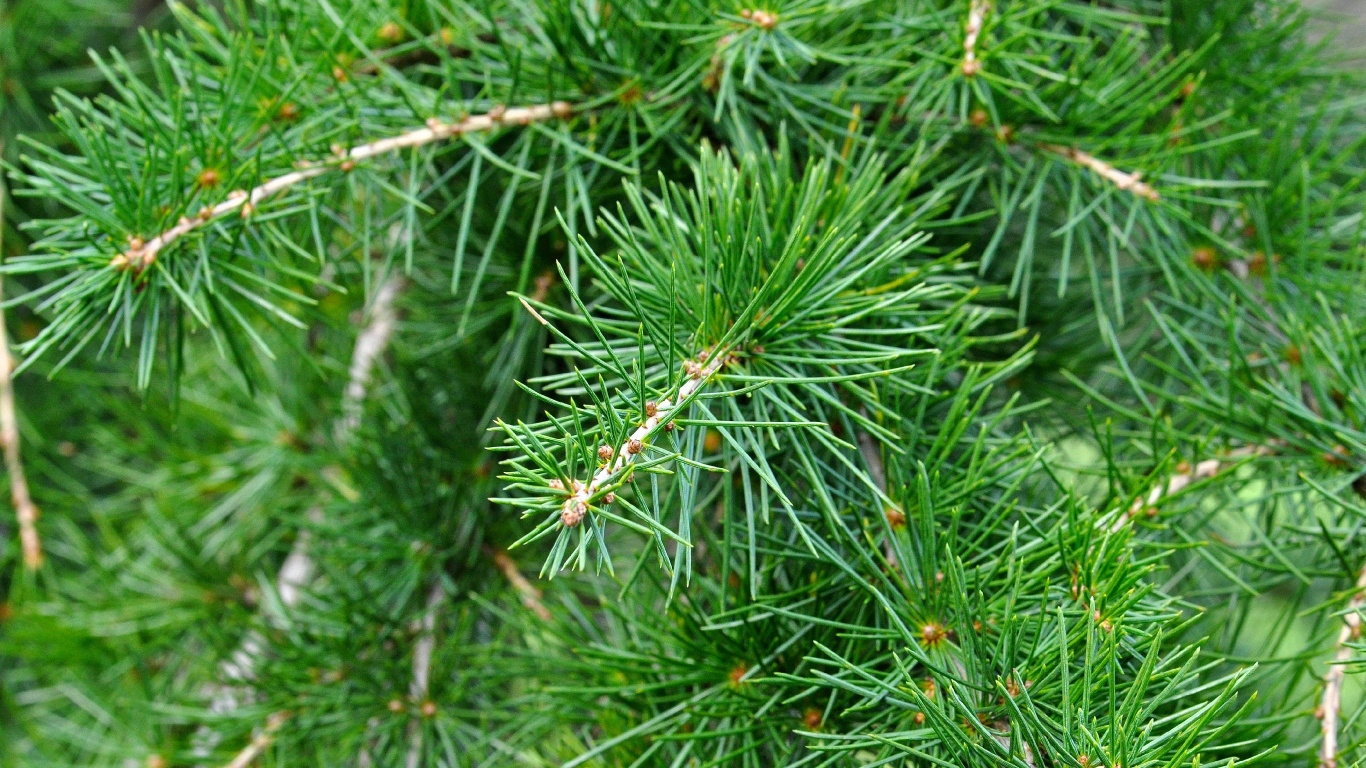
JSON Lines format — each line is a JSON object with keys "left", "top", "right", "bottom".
{"left": 112, "top": 102, "right": 573, "bottom": 272}
{"left": 0, "top": 147, "right": 40, "bottom": 569}
{"left": 961, "top": 0, "right": 990, "bottom": 76}
{"left": 222, "top": 712, "right": 288, "bottom": 768}
{"left": 490, "top": 547, "right": 552, "bottom": 621}
{"left": 1320, "top": 565, "right": 1366, "bottom": 768}
{"left": 1038, "top": 143, "right": 1160, "bottom": 202}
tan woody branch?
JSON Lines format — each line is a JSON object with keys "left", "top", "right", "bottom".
{"left": 112, "top": 101, "right": 573, "bottom": 273}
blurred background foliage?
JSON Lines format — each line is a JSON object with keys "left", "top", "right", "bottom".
{"left": 3, "top": 1, "right": 1366, "bottom": 766}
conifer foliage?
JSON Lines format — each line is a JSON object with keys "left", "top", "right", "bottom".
{"left": 2, "top": 1, "right": 1366, "bottom": 767}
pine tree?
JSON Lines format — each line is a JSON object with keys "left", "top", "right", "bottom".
{"left": 3, "top": 1, "right": 1366, "bottom": 767}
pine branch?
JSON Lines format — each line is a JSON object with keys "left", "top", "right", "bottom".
{"left": 215, "top": 274, "right": 406, "bottom": 755}
{"left": 0, "top": 295, "right": 38, "bottom": 570}
{"left": 0, "top": 147, "right": 38, "bottom": 570}
{"left": 110, "top": 102, "right": 572, "bottom": 273}
{"left": 1319, "top": 564, "right": 1366, "bottom": 768}
{"left": 525, "top": 316, "right": 727, "bottom": 528}
{"left": 405, "top": 582, "right": 445, "bottom": 768}
{"left": 338, "top": 276, "right": 405, "bottom": 441}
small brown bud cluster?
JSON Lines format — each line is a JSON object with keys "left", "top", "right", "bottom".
{"left": 598, "top": 444, "right": 614, "bottom": 462}
{"left": 739, "top": 8, "right": 778, "bottom": 29}
{"left": 645, "top": 400, "right": 658, "bottom": 418}
{"left": 626, "top": 438, "right": 644, "bottom": 455}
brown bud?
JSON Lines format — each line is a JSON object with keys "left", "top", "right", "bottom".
{"left": 488, "top": 104, "right": 507, "bottom": 123}
{"left": 803, "top": 708, "right": 822, "bottom": 730}
{"left": 969, "top": 108, "right": 989, "bottom": 128}
{"left": 645, "top": 400, "right": 658, "bottom": 417}
{"left": 913, "top": 712, "right": 926, "bottom": 725}
{"left": 387, "top": 698, "right": 405, "bottom": 713}
{"left": 1191, "top": 246, "right": 1217, "bottom": 271}
{"left": 627, "top": 438, "right": 643, "bottom": 455}
{"left": 420, "top": 700, "right": 438, "bottom": 718}
{"left": 962, "top": 59, "right": 982, "bottom": 77}
{"left": 603, "top": 492, "right": 616, "bottom": 505}
{"left": 145, "top": 756, "right": 167, "bottom": 768}
{"left": 598, "top": 444, "right": 614, "bottom": 462}
{"left": 278, "top": 102, "right": 299, "bottom": 121}
{"left": 378, "top": 21, "right": 403, "bottom": 42}
{"left": 547, "top": 478, "right": 565, "bottom": 491}
{"left": 885, "top": 506, "right": 906, "bottom": 528}
{"left": 197, "top": 168, "right": 221, "bottom": 188}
